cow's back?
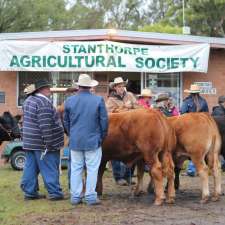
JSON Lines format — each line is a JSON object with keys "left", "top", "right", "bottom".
{"left": 102, "top": 108, "right": 175, "bottom": 163}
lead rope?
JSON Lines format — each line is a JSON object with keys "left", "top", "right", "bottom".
{"left": 0, "top": 123, "right": 11, "bottom": 139}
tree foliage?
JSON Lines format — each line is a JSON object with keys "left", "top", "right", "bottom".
{"left": 140, "top": 23, "right": 182, "bottom": 34}
{"left": 0, "top": 0, "right": 224, "bottom": 37}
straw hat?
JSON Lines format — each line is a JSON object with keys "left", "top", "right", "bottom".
{"left": 76, "top": 74, "right": 98, "bottom": 87}
{"left": 24, "top": 84, "right": 35, "bottom": 95}
{"left": 184, "top": 84, "right": 201, "bottom": 93}
{"left": 155, "top": 93, "right": 169, "bottom": 102}
{"left": 140, "top": 89, "right": 153, "bottom": 97}
{"left": 109, "top": 77, "right": 128, "bottom": 89}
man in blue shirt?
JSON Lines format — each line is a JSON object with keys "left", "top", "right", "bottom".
{"left": 64, "top": 74, "right": 108, "bottom": 205}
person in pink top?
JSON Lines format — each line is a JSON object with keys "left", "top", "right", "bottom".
{"left": 137, "top": 89, "right": 152, "bottom": 108}
{"left": 168, "top": 97, "right": 180, "bottom": 116}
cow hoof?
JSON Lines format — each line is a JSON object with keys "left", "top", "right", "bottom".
{"left": 154, "top": 199, "right": 163, "bottom": 206}
{"left": 211, "top": 195, "right": 220, "bottom": 202}
{"left": 200, "top": 197, "right": 209, "bottom": 204}
{"left": 166, "top": 198, "right": 175, "bottom": 204}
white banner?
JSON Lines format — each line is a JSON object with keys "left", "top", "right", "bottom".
{"left": 0, "top": 40, "right": 210, "bottom": 73}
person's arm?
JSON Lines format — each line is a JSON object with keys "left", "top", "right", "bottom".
{"left": 212, "top": 106, "right": 224, "bottom": 116}
{"left": 63, "top": 100, "right": 70, "bottom": 135}
{"left": 203, "top": 99, "right": 209, "bottom": 112}
{"left": 99, "top": 97, "right": 109, "bottom": 140}
{"left": 125, "top": 92, "right": 140, "bottom": 109}
{"left": 180, "top": 101, "right": 188, "bottom": 114}
{"left": 106, "top": 97, "right": 119, "bottom": 113}
{"left": 37, "top": 106, "right": 64, "bottom": 150}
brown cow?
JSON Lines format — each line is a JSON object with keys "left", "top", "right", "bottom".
{"left": 148, "top": 113, "right": 221, "bottom": 203}
{"left": 168, "top": 113, "right": 222, "bottom": 203}
{"left": 96, "top": 108, "right": 176, "bottom": 205}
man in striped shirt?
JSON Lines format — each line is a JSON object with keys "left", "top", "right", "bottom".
{"left": 21, "top": 80, "right": 65, "bottom": 201}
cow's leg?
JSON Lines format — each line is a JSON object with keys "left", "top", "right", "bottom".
{"left": 174, "top": 167, "right": 181, "bottom": 190}
{"left": 191, "top": 156, "right": 209, "bottom": 203}
{"left": 148, "top": 155, "right": 164, "bottom": 206}
{"left": 96, "top": 160, "right": 107, "bottom": 196}
{"left": 162, "top": 151, "right": 175, "bottom": 204}
{"left": 206, "top": 151, "right": 221, "bottom": 201}
{"left": 134, "top": 160, "right": 145, "bottom": 196}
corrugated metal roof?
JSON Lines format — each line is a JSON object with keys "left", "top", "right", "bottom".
{"left": 0, "top": 29, "right": 224, "bottom": 48}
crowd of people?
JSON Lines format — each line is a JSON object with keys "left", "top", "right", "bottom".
{"left": 20, "top": 75, "right": 225, "bottom": 206}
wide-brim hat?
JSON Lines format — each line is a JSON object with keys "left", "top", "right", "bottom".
{"left": 109, "top": 77, "right": 128, "bottom": 89}
{"left": 155, "top": 93, "right": 169, "bottom": 102}
{"left": 24, "top": 84, "right": 36, "bottom": 95}
{"left": 76, "top": 74, "right": 98, "bottom": 87}
{"left": 140, "top": 89, "right": 153, "bottom": 97}
{"left": 24, "top": 80, "right": 51, "bottom": 95}
{"left": 184, "top": 84, "right": 201, "bottom": 93}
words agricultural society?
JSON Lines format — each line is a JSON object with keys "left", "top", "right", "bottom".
{"left": 10, "top": 55, "right": 199, "bottom": 69}
{"left": 9, "top": 43, "right": 199, "bottom": 70}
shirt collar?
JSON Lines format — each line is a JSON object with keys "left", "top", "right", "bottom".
{"left": 35, "top": 93, "right": 52, "bottom": 103}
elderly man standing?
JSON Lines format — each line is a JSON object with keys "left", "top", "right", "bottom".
{"left": 64, "top": 74, "right": 108, "bottom": 206}
{"left": 21, "top": 80, "right": 64, "bottom": 201}
{"left": 106, "top": 77, "right": 139, "bottom": 186}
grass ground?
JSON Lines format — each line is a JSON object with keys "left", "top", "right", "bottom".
{"left": 1, "top": 163, "right": 225, "bottom": 225}
{"left": 0, "top": 165, "right": 72, "bottom": 225}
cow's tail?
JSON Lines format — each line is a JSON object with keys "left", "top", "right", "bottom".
{"left": 206, "top": 114, "right": 222, "bottom": 197}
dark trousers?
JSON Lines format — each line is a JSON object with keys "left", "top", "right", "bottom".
{"left": 21, "top": 150, "right": 64, "bottom": 198}
{"left": 112, "top": 160, "right": 134, "bottom": 182}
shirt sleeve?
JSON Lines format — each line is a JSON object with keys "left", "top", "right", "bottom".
{"left": 37, "top": 105, "right": 64, "bottom": 150}
{"left": 99, "top": 97, "right": 109, "bottom": 140}
{"left": 106, "top": 97, "right": 118, "bottom": 113}
{"left": 180, "top": 101, "right": 188, "bottom": 114}
{"left": 63, "top": 100, "right": 70, "bottom": 135}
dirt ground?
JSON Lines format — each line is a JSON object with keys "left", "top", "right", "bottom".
{"left": 1, "top": 144, "right": 225, "bottom": 225}
{"left": 20, "top": 171, "right": 225, "bottom": 225}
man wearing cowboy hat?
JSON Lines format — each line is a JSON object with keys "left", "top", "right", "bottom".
{"left": 64, "top": 74, "right": 108, "bottom": 205}
{"left": 106, "top": 77, "right": 139, "bottom": 186}
{"left": 181, "top": 84, "right": 209, "bottom": 177}
{"left": 21, "top": 79, "right": 65, "bottom": 201}
{"left": 181, "top": 84, "right": 209, "bottom": 114}
{"left": 107, "top": 77, "right": 139, "bottom": 113}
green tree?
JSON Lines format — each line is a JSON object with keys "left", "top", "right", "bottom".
{"left": 0, "top": 0, "right": 68, "bottom": 32}
{"left": 67, "top": 0, "right": 105, "bottom": 29}
{"left": 103, "top": 0, "right": 144, "bottom": 30}
{"left": 140, "top": 23, "right": 182, "bottom": 34}
{"left": 163, "top": 0, "right": 225, "bottom": 37}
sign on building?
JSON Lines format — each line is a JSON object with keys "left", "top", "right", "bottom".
{"left": 0, "top": 41, "right": 210, "bottom": 73}
{"left": 194, "top": 82, "right": 217, "bottom": 95}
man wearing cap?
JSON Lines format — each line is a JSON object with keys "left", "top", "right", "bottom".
{"left": 64, "top": 74, "right": 108, "bottom": 205}
{"left": 212, "top": 95, "right": 225, "bottom": 116}
{"left": 106, "top": 77, "right": 139, "bottom": 186}
{"left": 181, "top": 84, "right": 209, "bottom": 177}
{"left": 21, "top": 80, "right": 65, "bottom": 201}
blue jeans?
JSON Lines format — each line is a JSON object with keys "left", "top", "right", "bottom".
{"left": 112, "top": 160, "right": 134, "bottom": 182}
{"left": 70, "top": 147, "right": 102, "bottom": 204}
{"left": 21, "top": 150, "right": 64, "bottom": 199}
{"left": 187, "top": 160, "right": 196, "bottom": 177}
